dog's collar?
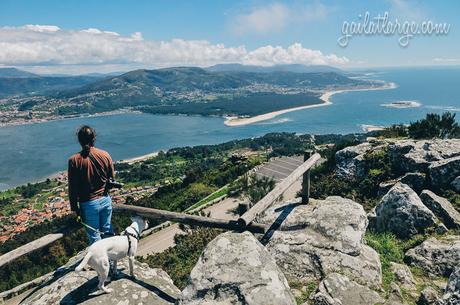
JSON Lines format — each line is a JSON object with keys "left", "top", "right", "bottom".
{"left": 123, "top": 226, "right": 140, "bottom": 241}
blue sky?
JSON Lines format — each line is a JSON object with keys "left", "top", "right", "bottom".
{"left": 0, "top": 0, "right": 459, "bottom": 74}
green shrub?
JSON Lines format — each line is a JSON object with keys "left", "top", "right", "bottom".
{"left": 408, "top": 112, "right": 460, "bottom": 139}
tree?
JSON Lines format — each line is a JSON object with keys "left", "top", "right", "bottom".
{"left": 408, "top": 112, "right": 460, "bottom": 139}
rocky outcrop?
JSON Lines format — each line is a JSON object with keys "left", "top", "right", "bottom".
{"left": 257, "top": 196, "right": 382, "bottom": 289}
{"left": 335, "top": 142, "right": 375, "bottom": 179}
{"left": 405, "top": 236, "right": 460, "bottom": 277}
{"left": 420, "top": 190, "right": 460, "bottom": 229}
{"left": 388, "top": 139, "right": 460, "bottom": 174}
{"left": 179, "top": 231, "right": 295, "bottom": 305}
{"left": 374, "top": 183, "right": 439, "bottom": 238}
{"left": 429, "top": 156, "right": 460, "bottom": 189}
{"left": 312, "top": 273, "right": 384, "bottom": 305}
{"left": 337, "top": 139, "right": 460, "bottom": 190}
{"left": 21, "top": 253, "right": 180, "bottom": 305}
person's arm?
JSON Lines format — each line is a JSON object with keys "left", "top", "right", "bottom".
{"left": 108, "top": 155, "right": 115, "bottom": 180}
{"left": 67, "top": 159, "right": 79, "bottom": 215}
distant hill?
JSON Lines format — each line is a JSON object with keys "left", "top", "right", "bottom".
{"left": 3, "top": 66, "right": 370, "bottom": 118}
{"left": 0, "top": 68, "right": 39, "bottom": 78}
{"left": 64, "top": 67, "right": 249, "bottom": 96}
{"left": 205, "top": 63, "right": 344, "bottom": 74}
{"left": 0, "top": 75, "right": 102, "bottom": 98}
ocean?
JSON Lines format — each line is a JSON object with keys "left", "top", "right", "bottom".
{"left": 1, "top": 67, "right": 459, "bottom": 190}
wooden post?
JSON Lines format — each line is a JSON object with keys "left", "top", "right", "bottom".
{"left": 301, "top": 150, "right": 313, "bottom": 204}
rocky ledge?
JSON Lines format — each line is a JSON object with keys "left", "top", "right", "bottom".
{"left": 20, "top": 253, "right": 180, "bottom": 305}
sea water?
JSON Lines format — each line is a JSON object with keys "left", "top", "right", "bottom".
{"left": 1, "top": 67, "right": 459, "bottom": 190}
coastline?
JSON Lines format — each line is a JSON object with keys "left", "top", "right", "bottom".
{"left": 0, "top": 108, "right": 141, "bottom": 128}
{"left": 0, "top": 150, "right": 161, "bottom": 192}
{"left": 119, "top": 151, "right": 159, "bottom": 164}
{"left": 223, "top": 82, "right": 397, "bottom": 127}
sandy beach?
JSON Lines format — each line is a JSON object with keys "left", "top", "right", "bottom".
{"left": 120, "top": 151, "right": 159, "bottom": 164}
{"left": 224, "top": 82, "right": 397, "bottom": 127}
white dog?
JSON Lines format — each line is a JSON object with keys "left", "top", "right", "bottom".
{"left": 75, "top": 216, "right": 149, "bottom": 293}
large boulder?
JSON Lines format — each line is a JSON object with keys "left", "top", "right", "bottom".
{"left": 429, "top": 156, "right": 460, "bottom": 189}
{"left": 374, "top": 183, "right": 439, "bottom": 238}
{"left": 388, "top": 139, "right": 460, "bottom": 173}
{"left": 312, "top": 273, "right": 384, "bottom": 305}
{"left": 420, "top": 190, "right": 460, "bottom": 229}
{"left": 405, "top": 236, "right": 460, "bottom": 277}
{"left": 257, "top": 197, "right": 382, "bottom": 289}
{"left": 21, "top": 253, "right": 180, "bottom": 305}
{"left": 335, "top": 142, "right": 374, "bottom": 179}
{"left": 179, "top": 231, "right": 295, "bottom": 305}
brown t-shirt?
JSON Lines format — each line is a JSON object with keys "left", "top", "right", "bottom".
{"left": 68, "top": 147, "right": 114, "bottom": 211}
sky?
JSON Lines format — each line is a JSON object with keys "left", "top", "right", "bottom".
{"left": 0, "top": 0, "right": 459, "bottom": 74}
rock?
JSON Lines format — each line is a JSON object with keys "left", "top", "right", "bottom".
{"left": 21, "top": 253, "right": 180, "bottom": 305}
{"left": 445, "top": 265, "right": 460, "bottom": 297}
{"left": 388, "top": 139, "right": 460, "bottom": 173}
{"left": 405, "top": 236, "right": 460, "bottom": 277}
{"left": 390, "top": 262, "right": 416, "bottom": 288}
{"left": 420, "top": 190, "right": 460, "bottom": 229}
{"left": 378, "top": 173, "right": 426, "bottom": 197}
{"left": 418, "top": 287, "right": 440, "bottom": 305}
{"left": 451, "top": 176, "right": 460, "bottom": 193}
{"left": 379, "top": 180, "right": 398, "bottom": 196}
{"left": 384, "top": 282, "right": 407, "bottom": 305}
{"left": 335, "top": 142, "right": 374, "bottom": 179}
{"left": 429, "top": 156, "right": 460, "bottom": 189}
{"left": 375, "top": 183, "right": 438, "bottom": 238}
{"left": 179, "top": 231, "right": 295, "bottom": 305}
{"left": 400, "top": 172, "right": 426, "bottom": 193}
{"left": 258, "top": 197, "right": 382, "bottom": 289}
{"left": 312, "top": 273, "right": 384, "bottom": 305}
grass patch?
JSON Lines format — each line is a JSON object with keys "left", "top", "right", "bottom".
{"left": 365, "top": 232, "right": 405, "bottom": 291}
{"left": 289, "top": 280, "right": 319, "bottom": 304}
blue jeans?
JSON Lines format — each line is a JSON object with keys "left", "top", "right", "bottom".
{"left": 80, "top": 196, "right": 114, "bottom": 245}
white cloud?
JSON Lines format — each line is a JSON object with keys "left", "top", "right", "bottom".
{"left": 229, "top": 2, "right": 331, "bottom": 36}
{"left": 0, "top": 25, "right": 348, "bottom": 73}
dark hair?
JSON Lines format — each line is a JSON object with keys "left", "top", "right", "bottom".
{"left": 77, "top": 125, "right": 96, "bottom": 153}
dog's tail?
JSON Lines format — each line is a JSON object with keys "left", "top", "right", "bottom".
{"left": 75, "top": 252, "right": 91, "bottom": 272}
